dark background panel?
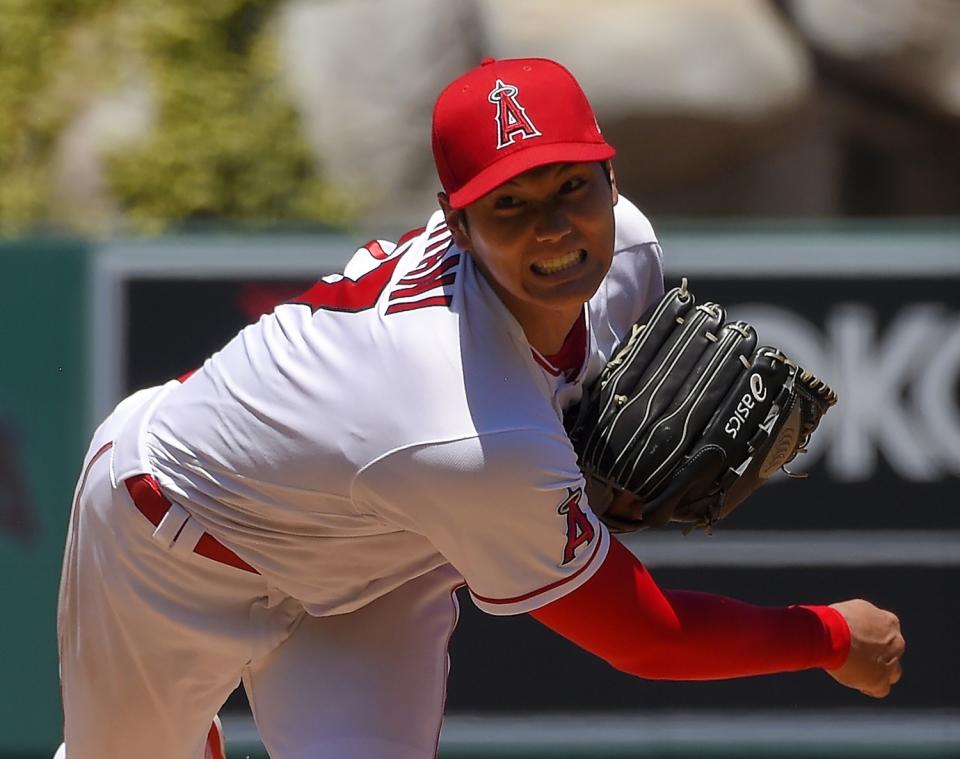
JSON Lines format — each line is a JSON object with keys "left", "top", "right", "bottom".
{"left": 662, "top": 276, "right": 959, "bottom": 325}
{"left": 126, "top": 278, "right": 314, "bottom": 389}
{"left": 124, "top": 273, "right": 957, "bottom": 719}
{"left": 445, "top": 566, "right": 955, "bottom": 712}
{"left": 683, "top": 475, "right": 960, "bottom": 531}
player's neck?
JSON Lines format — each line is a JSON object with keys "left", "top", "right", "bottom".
{"left": 467, "top": 254, "right": 585, "bottom": 354}
{"left": 519, "top": 305, "right": 583, "bottom": 356}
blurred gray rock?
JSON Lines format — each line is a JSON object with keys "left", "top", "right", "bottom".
{"left": 278, "top": 0, "right": 816, "bottom": 223}
{"left": 50, "top": 81, "right": 155, "bottom": 234}
{"left": 277, "top": 0, "right": 484, "bottom": 226}
{"left": 789, "top": 0, "right": 960, "bottom": 118}
{"left": 50, "top": 0, "right": 954, "bottom": 230}
{"left": 480, "top": 0, "right": 813, "bottom": 119}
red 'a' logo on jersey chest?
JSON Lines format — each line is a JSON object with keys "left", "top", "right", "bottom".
{"left": 558, "top": 487, "right": 594, "bottom": 565}
{"left": 488, "top": 79, "right": 542, "bottom": 150}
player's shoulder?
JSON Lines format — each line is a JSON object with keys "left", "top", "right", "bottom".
{"left": 332, "top": 211, "right": 476, "bottom": 444}
{"left": 340, "top": 211, "right": 449, "bottom": 282}
{"left": 613, "top": 194, "right": 660, "bottom": 253}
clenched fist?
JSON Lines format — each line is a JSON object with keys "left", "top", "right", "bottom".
{"left": 827, "top": 599, "right": 905, "bottom": 698}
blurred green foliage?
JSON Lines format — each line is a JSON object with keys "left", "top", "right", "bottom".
{"left": 0, "top": 0, "right": 352, "bottom": 236}
{"left": 0, "top": 0, "right": 106, "bottom": 234}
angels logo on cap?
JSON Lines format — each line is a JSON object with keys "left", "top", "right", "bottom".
{"left": 432, "top": 57, "right": 615, "bottom": 208}
{"left": 488, "top": 79, "right": 542, "bottom": 150}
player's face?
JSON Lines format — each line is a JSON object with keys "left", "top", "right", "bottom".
{"left": 442, "top": 161, "right": 618, "bottom": 352}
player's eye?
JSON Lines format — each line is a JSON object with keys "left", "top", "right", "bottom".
{"left": 560, "top": 177, "right": 587, "bottom": 194}
{"left": 493, "top": 195, "right": 524, "bottom": 210}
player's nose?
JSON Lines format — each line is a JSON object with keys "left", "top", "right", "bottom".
{"left": 534, "top": 206, "right": 573, "bottom": 243}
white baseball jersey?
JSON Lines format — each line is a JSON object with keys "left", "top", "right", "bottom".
{"left": 111, "top": 196, "right": 663, "bottom": 618}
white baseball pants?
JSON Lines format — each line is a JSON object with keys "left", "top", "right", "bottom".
{"left": 57, "top": 408, "right": 462, "bottom": 759}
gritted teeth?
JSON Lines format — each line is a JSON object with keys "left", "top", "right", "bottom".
{"left": 532, "top": 249, "right": 586, "bottom": 275}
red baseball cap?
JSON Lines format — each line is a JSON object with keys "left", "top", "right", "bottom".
{"left": 432, "top": 57, "right": 615, "bottom": 209}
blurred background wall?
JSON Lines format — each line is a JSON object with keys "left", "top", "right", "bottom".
{"left": 3, "top": 0, "right": 959, "bottom": 235}
{"left": 1, "top": 0, "right": 958, "bottom": 757}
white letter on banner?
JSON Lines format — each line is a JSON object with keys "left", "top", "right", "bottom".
{"left": 917, "top": 312, "right": 960, "bottom": 476}
{"left": 828, "top": 304, "right": 942, "bottom": 482}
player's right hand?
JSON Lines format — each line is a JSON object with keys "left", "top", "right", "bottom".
{"left": 826, "top": 598, "right": 905, "bottom": 698}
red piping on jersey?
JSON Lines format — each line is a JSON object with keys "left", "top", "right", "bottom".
{"left": 361, "top": 240, "right": 390, "bottom": 260}
{"left": 532, "top": 310, "right": 587, "bottom": 380}
{"left": 74, "top": 442, "right": 114, "bottom": 512}
{"left": 385, "top": 295, "right": 453, "bottom": 316}
{"left": 57, "top": 440, "right": 113, "bottom": 748}
{"left": 530, "top": 537, "right": 851, "bottom": 679}
{"left": 61, "top": 439, "right": 114, "bottom": 723}
{"left": 292, "top": 255, "right": 403, "bottom": 314}
{"left": 408, "top": 252, "right": 448, "bottom": 280}
{"left": 470, "top": 532, "right": 603, "bottom": 605}
{"left": 424, "top": 234, "right": 451, "bottom": 252}
{"left": 430, "top": 581, "right": 466, "bottom": 759}
{"left": 391, "top": 226, "right": 448, "bottom": 275}
{"left": 397, "top": 226, "right": 427, "bottom": 247}
{"left": 531, "top": 351, "right": 562, "bottom": 377}
{"left": 426, "top": 231, "right": 452, "bottom": 249}
{"left": 390, "top": 274, "right": 457, "bottom": 301}
{"left": 410, "top": 241, "right": 454, "bottom": 278}
{"left": 398, "top": 254, "right": 460, "bottom": 286}
{"left": 206, "top": 720, "right": 226, "bottom": 759}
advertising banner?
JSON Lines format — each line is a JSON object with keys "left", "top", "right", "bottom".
{"left": 0, "top": 241, "right": 89, "bottom": 754}
{"left": 92, "top": 226, "right": 958, "bottom": 717}
{"left": 0, "top": 225, "right": 939, "bottom": 758}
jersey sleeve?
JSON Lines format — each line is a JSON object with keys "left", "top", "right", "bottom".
{"left": 531, "top": 537, "right": 851, "bottom": 679}
{"left": 352, "top": 428, "right": 610, "bottom": 616}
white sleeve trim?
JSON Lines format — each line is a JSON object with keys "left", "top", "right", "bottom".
{"left": 468, "top": 526, "right": 611, "bottom": 616}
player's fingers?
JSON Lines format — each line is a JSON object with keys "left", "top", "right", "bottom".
{"left": 876, "top": 634, "right": 904, "bottom": 667}
{"left": 888, "top": 659, "right": 903, "bottom": 685}
{"left": 607, "top": 488, "right": 643, "bottom": 521}
{"left": 892, "top": 632, "right": 906, "bottom": 658}
{"left": 862, "top": 680, "right": 891, "bottom": 699}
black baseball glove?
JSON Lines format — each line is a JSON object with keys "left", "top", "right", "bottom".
{"left": 566, "top": 281, "right": 837, "bottom": 533}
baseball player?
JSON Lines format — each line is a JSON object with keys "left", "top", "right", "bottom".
{"left": 57, "top": 57, "right": 904, "bottom": 758}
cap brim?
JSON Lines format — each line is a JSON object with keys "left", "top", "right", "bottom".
{"left": 448, "top": 141, "right": 616, "bottom": 209}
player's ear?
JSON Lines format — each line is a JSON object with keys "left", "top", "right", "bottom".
{"left": 604, "top": 161, "right": 619, "bottom": 206}
{"left": 437, "top": 192, "right": 471, "bottom": 250}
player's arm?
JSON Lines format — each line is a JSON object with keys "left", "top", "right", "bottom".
{"left": 356, "top": 431, "right": 903, "bottom": 697}
{"left": 530, "top": 537, "right": 904, "bottom": 697}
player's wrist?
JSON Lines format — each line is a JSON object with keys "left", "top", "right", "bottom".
{"left": 795, "top": 604, "right": 852, "bottom": 670}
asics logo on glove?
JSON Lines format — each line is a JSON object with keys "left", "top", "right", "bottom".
{"left": 725, "top": 372, "right": 768, "bottom": 440}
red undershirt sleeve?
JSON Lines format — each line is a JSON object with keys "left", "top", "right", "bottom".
{"left": 530, "top": 536, "right": 850, "bottom": 680}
